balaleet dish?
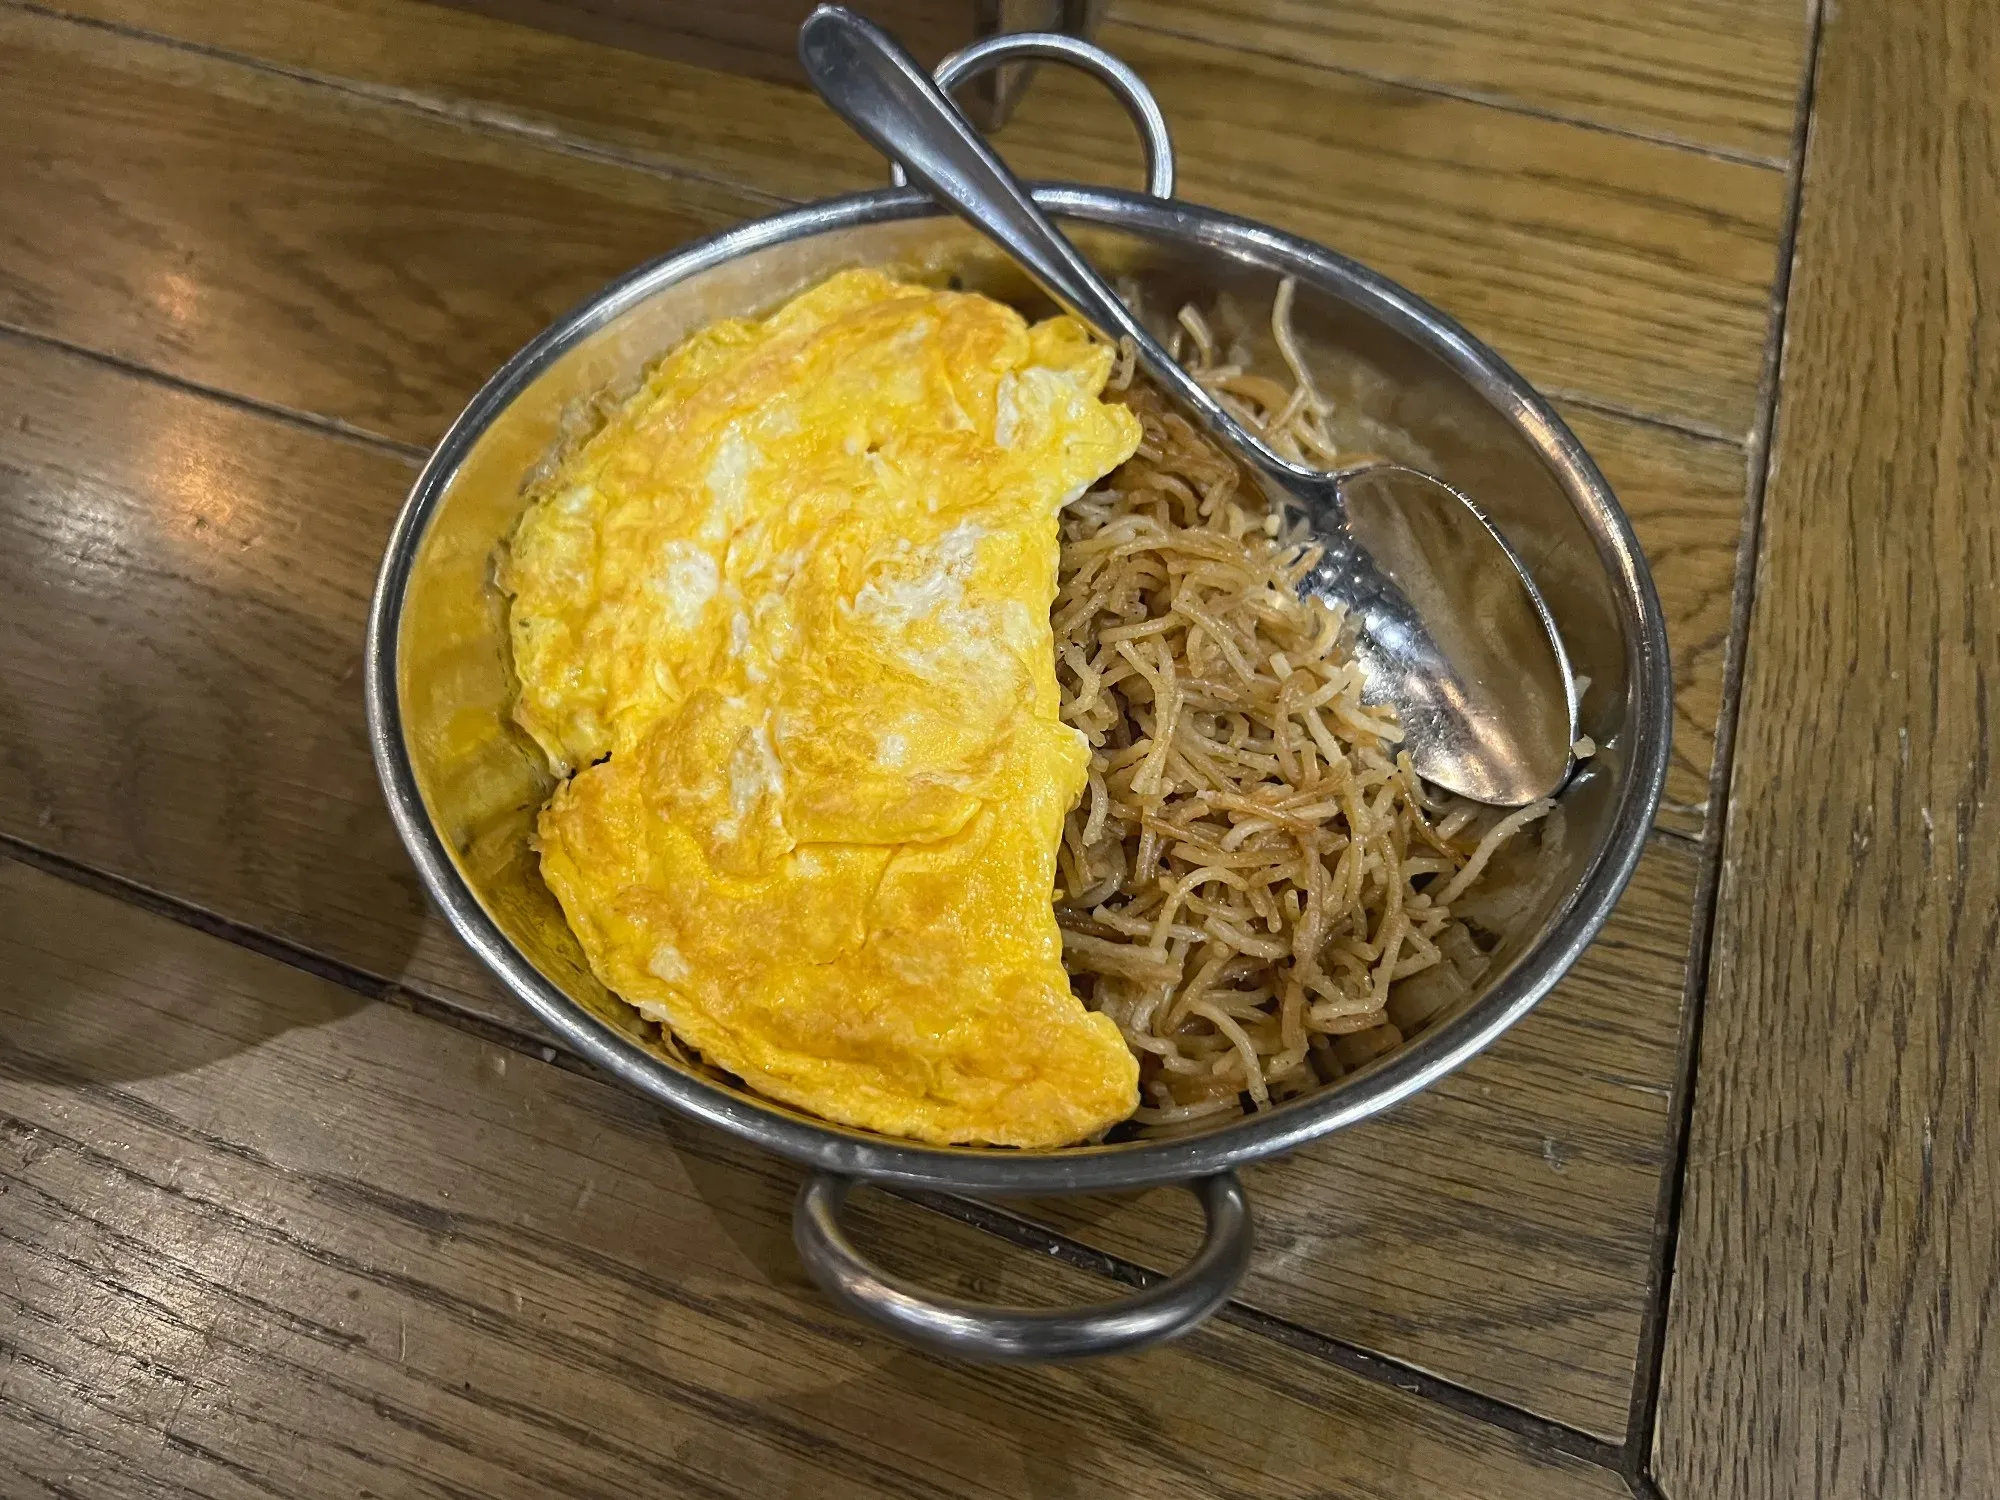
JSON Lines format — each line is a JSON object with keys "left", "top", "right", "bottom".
{"left": 366, "top": 33, "right": 1670, "bottom": 1361}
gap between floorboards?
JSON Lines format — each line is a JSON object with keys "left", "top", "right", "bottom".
{"left": 1617, "top": 0, "right": 1829, "bottom": 1489}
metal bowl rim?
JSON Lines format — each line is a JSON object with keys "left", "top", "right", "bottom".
{"left": 364, "top": 182, "right": 1672, "bottom": 1196}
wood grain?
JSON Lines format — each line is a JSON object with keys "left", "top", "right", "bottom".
{"left": 0, "top": 331, "right": 511, "bottom": 1028}
{"left": 1116, "top": 0, "right": 1808, "bottom": 163}
{"left": 24, "top": 0, "right": 1787, "bottom": 438}
{"left": 424, "top": 0, "right": 1084, "bottom": 129}
{"left": 0, "top": 3, "right": 773, "bottom": 452}
{"left": 39, "top": 0, "right": 882, "bottom": 203}
{"left": 0, "top": 854, "right": 1631, "bottom": 1500}
{"left": 425, "top": 0, "right": 999, "bottom": 87}
{"left": 1655, "top": 0, "right": 2000, "bottom": 1494}
{"left": 0, "top": 325, "right": 1694, "bottom": 1435}
{"left": 1559, "top": 406, "right": 1743, "bottom": 836}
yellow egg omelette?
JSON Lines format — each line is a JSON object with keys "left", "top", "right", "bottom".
{"left": 500, "top": 269, "right": 1144, "bottom": 1147}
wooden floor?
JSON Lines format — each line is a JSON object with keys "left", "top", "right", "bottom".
{"left": 0, "top": 1, "right": 1991, "bottom": 1496}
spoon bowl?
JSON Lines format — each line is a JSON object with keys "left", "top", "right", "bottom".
{"left": 800, "top": 4, "right": 1578, "bottom": 803}
{"left": 1324, "top": 463, "right": 1577, "bottom": 803}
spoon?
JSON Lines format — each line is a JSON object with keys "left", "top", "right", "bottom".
{"left": 799, "top": 5, "right": 1577, "bottom": 805}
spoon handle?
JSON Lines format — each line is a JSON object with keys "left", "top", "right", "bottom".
{"left": 798, "top": 5, "right": 1294, "bottom": 477}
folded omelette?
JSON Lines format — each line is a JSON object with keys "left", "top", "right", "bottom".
{"left": 500, "top": 269, "right": 1143, "bottom": 1146}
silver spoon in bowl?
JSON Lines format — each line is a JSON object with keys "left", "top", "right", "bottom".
{"left": 799, "top": 5, "right": 1577, "bottom": 805}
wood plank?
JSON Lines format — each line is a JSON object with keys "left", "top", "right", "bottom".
{"left": 1116, "top": 0, "right": 1807, "bottom": 163}
{"left": 43, "top": 0, "right": 882, "bottom": 203}
{"left": 1655, "top": 0, "right": 2000, "bottom": 1494}
{"left": 424, "top": 0, "right": 1081, "bottom": 130}
{"left": 1559, "top": 407, "right": 1742, "bottom": 836}
{"left": 25, "top": 0, "right": 1786, "bottom": 437}
{"left": 0, "top": 855, "right": 1630, "bottom": 1500}
{"left": 0, "top": 324, "right": 1694, "bottom": 1435}
{"left": 0, "top": 331, "right": 511, "bottom": 1029}
{"left": 425, "top": 0, "right": 991, "bottom": 88}
{"left": 0, "top": 3, "right": 774, "bottom": 453}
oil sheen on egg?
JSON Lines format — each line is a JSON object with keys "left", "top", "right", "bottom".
{"left": 500, "top": 270, "right": 1143, "bottom": 1147}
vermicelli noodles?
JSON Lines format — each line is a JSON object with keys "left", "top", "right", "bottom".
{"left": 1055, "top": 282, "right": 1557, "bottom": 1131}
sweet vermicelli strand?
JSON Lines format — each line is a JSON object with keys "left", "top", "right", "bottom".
{"left": 1055, "top": 281, "right": 1554, "bottom": 1130}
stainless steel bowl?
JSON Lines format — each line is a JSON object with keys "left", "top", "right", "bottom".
{"left": 365, "top": 33, "right": 1670, "bottom": 1363}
